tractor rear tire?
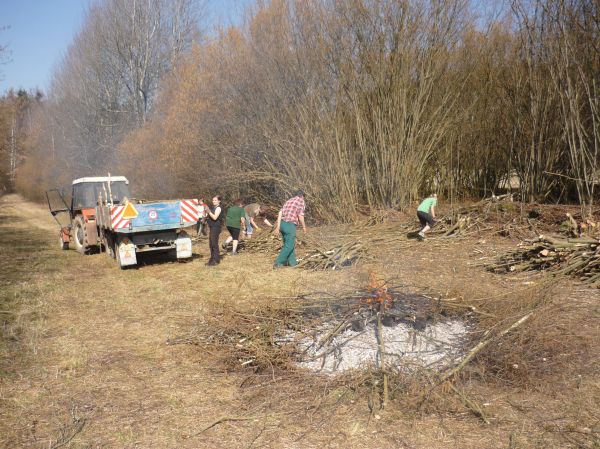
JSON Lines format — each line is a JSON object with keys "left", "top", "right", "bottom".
{"left": 72, "top": 216, "right": 89, "bottom": 254}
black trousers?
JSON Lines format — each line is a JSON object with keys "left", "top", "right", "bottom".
{"left": 208, "top": 225, "right": 221, "bottom": 263}
{"left": 417, "top": 210, "right": 435, "bottom": 227}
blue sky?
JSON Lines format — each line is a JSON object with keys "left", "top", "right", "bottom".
{"left": 0, "top": 0, "right": 251, "bottom": 94}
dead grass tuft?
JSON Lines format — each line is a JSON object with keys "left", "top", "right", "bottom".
{"left": 467, "top": 280, "right": 599, "bottom": 389}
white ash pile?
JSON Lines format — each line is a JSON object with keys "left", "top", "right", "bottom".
{"left": 295, "top": 319, "right": 468, "bottom": 374}
{"left": 282, "top": 289, "right": 470, "bottom": 375}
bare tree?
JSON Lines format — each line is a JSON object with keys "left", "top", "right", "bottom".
{"left": 0, "top": 90, "right": 39, "bottom": 192}
{"left": 545, "top": 0, "right": 599, "bottom": 215}
{"left": 26, "top": 0, "right": 203, "bottom": 184}
{"left": 0, "top": 25, "right": 10, "bottom": 81}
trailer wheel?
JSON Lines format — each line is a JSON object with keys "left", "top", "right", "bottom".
{"left": 72, "top": 216, "right": 89, "bottom": 254}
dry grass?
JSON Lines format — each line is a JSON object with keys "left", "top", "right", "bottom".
{"left": 1, "top": 194, "right": 599, "bottom": 448}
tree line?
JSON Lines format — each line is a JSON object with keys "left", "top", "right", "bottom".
{"left": 1, "top": 0, "right": 598, "bottom": 221}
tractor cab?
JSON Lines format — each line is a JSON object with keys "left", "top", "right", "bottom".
{"left": 72, "top": 176, "right": 131, "bottom": 211}
{"left": 46, "top": 176, "right": 131, "bottom": 252}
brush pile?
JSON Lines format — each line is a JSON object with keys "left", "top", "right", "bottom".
{"left": 362, "top": 193, "right": 518, "bottom": 238}
{"left": 240, "top": 233, "right": 282, "bottom": 253}
{"left": 200, "top": 282, "right": 469, "bottom": 375}
{"left": 296, "top": 241, "right": 366, "bottom": 270}
{"left": 488, "top": 235, "right": 600, "bottom": 287}
{"left": 240, "top": 233, "right": 353, "bottom": 269}
{"left": 436, "top": 193, "right": 518, "bottom": 237}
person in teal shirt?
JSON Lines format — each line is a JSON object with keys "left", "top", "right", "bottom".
{"left": 417, "top": 194, "right": 437, "bottom": 240}
{"left": 224, "top": 199, "right": 246, "bottom": 255}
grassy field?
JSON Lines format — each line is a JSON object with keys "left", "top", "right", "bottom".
{"left": 1, "top": 194, "right": 598, "bottom": 449}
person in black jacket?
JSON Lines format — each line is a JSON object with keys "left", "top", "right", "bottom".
{"left": 205, "top": 196, "right": 223, "bottom": 266}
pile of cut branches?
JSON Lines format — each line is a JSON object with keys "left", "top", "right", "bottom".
{"left": 364, "top": 194, "right": 518, "bottom": 238}
{"left": 240, "top": 233, "right": 282, "bottom": 253}
{"left": 296, "top": 241, "right": 366, "bottom": 270}
{"left": 488, "top": 235, "right": 600, "bottom": 287}
{"left": 240, "top": 227, "right": 363, "bottom": 270}
{"left": 240, "top": 232, "right": 312, "bottom": 254}
{"left": 434, "top": 194, "right": 518, "bottom": 237}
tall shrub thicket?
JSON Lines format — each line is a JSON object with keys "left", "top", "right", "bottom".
{"left": 118, "top": 0, "right": 599, "bottom": 220}
{"left": 121, "top": 0, "right": 474, "bottom": 221}
{"left": 14, "top": 0, "right": 600, "bottom": 220}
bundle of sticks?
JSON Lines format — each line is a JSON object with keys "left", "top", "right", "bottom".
{"left": 296, "top": 241, "right": 366, "bottom": 270}
{"left": 488, "top": 235, "right": 600, "bottom": 287}
{"left": 240, "top": 234, "right": 282, "bottom": 253}
{"left": 241, "top": 233, "right": 312, "bottom": 253}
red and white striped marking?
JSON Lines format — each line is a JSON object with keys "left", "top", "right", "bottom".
{"left": 110, "top": 205, "right": 131, "bottom": 229}
{"left": 180, "top": 199, "right": 200, "bottom": 223}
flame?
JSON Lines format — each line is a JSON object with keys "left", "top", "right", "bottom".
{"left": 363, "top": 270, "right": 393, "bottom": 310}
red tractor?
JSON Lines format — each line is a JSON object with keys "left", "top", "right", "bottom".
{"left": 46, "top": 176, "right": 131, "bottom": 253}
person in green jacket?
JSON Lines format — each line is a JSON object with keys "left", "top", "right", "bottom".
{"left": 223, "top": 199, "right": 246, "bottom": 255}
{"left": 417, "top": 194, "right": 437, "bottom": 240}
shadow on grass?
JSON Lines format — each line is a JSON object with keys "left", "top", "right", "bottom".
{"left": 406, "top": 230, "right": 422, "bottom": 240}
{"left": 115, "top": 250, "right": 205, "bottom": 269}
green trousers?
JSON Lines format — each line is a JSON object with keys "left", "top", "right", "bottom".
{"left": 275, "top": 221, "right": 297, "bottom": 267}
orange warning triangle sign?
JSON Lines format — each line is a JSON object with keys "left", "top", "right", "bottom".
{"left": 122, "top": 202, "right": 139, "bottom": 219}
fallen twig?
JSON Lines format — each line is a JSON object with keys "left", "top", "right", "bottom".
{"left": 197, "top": 415, "right": 261, "bottom": 434}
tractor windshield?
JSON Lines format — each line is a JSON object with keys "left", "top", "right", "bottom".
{"left": 72, "top": 181, "right": 131, "bottom": 209}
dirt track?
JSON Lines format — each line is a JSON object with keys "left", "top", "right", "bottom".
{"left": 1, "top": 194, "right": 598, "bottom": 449}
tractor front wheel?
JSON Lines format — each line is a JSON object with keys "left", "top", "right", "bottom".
{"left": 59, "top": 235, "right": 69, "bottom": 250}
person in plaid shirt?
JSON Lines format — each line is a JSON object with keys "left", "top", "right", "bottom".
{"left": 274, "top": 190, "right": 307, "bottom": 268}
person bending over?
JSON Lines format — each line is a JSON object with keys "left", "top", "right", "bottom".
{"left": 244, "top": 203, "right": 273, "bottom": 239}
{"left": 417, "top": 193, "right": 437, "bottom": 240}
